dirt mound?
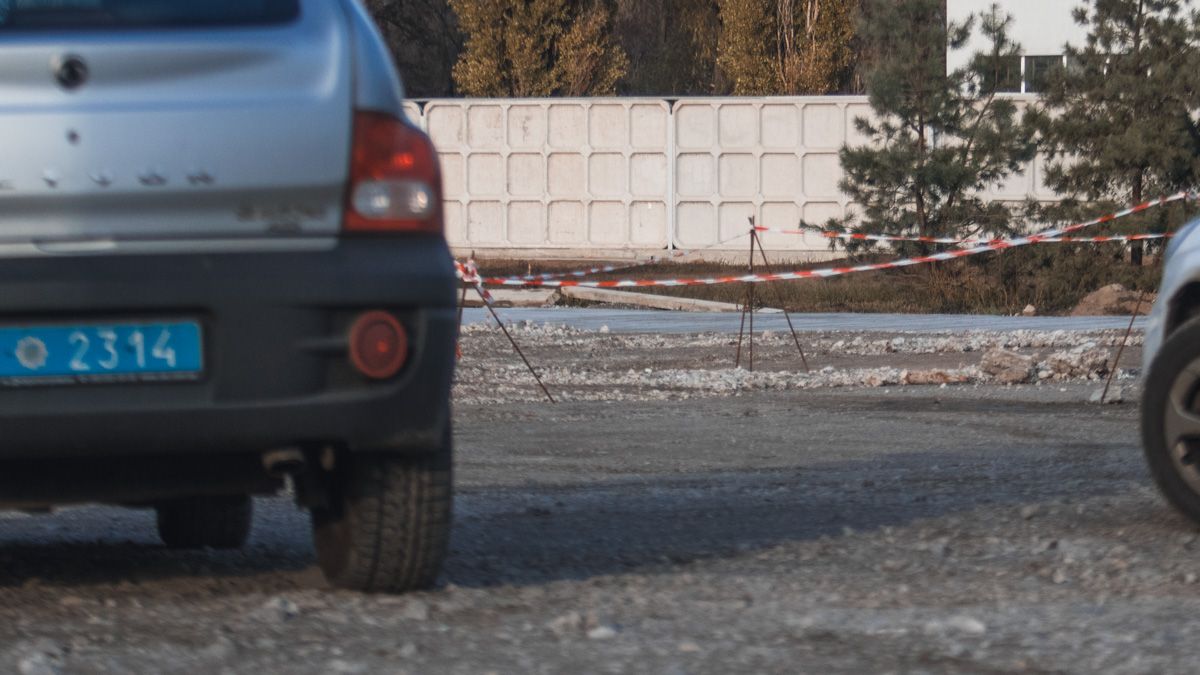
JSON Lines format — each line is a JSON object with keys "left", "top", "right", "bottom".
{"left": 1070, "top": 284, "right": 1153, "bottom": 316}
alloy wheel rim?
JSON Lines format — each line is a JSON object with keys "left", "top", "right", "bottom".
{"left": 1165, "top": 358, "right": 1200, "bottom": 493}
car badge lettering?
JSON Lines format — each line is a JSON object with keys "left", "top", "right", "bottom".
{"left": 187, "top": 170, "right": 215, "bottom": 186}
{"left": 138, "top": 170, "right": 167, "bottom": 187}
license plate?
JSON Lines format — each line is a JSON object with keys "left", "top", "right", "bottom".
{"left": 0, "top": 320, "right": 203, "bottom": 386}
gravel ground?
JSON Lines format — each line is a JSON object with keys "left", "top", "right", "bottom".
{"left": 3, "top": 320, "right": 1196, "bottom": 674}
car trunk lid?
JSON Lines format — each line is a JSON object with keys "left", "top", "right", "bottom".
{"left": 0, "top": 0, "right": 351, "bottom": 250}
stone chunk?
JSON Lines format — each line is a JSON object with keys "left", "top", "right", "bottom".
{"left": 980, "top": 349, "right": 1034, "bottom": 384}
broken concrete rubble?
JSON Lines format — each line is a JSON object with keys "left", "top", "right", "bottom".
{"left": 980, "top": 349, "right": 1034, "bottom": 385}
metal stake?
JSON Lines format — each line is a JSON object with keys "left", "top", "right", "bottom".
{"left": 455, "top": 251, "right": 476, "bottom": 360}
{"left": 735, "top": 299, "right": 747, "bottom": 368}
{"left": 455, "top": 283, "right": 469, "bottom": 359}
{"left": 748, "top": 228, "right": 757, "bottom": 371}
{"left": 735, "top": 232, "right": 752, "bottom": 369}
{"left": 1101, "top": 290, "right": 1146, "bottom": 404}
{"left": 457, "top": 283, "right": 469, "bottom": 328}
{"left": 751, "top": 228, "right": 810, "bottom": 372}
{"left": 479, "top": 289, "right": 556, "bottom": 404}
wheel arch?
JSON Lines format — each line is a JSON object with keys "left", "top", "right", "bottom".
{"left": 1166, "top": 282, "right": 1200, "bottom": 337}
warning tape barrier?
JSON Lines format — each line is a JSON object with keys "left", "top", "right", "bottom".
{"left": 455, "top": 259, "right": 496, "bottom": 306}
{"left": 1035, "top": 233, "right": 1172, "bottom": 243}
{"left": 463, "top": 233, "right": 1175, "bottom": 293}
{"left": 752, "top": 227, "right": 975, "bottom": 244}
{"left": 752, "top": 191, "right": 1193, "bottom": 245}
{"left": 753, "top": 229, "right": 1175, "bottom": 245}
{"left": 470, "top": 232, "right": 1171, "bottom": 289}
{"left": 479, "top": 192, "right": 1195, "bottom": 289}
{"left": 476, "top": 231, "right": 757, "bottom": 286}
{"left": 502, "top": 262, "right": 651, "bottom": 282}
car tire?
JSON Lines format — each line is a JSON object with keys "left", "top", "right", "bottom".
{"left": 156, "top": 494, "right": 253, "bottom": 549}
{"left": 311, "top": 433, "right": 452, "bottom": 593}
{"left": 1142, "top": 315, "right": 1200, "bottom": 524}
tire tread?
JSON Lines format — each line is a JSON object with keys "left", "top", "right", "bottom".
{"left": 1142, "top": 316, "right": 1200, "bottom": 522}
{"left": 313, "top": 434, "right": 452, "bottom": 593}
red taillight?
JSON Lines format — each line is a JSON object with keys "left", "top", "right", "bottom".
{"left": 345, "top": 111, "right": 443, "bottom": 234}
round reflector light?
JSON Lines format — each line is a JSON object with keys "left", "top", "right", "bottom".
{"left": 348, "top": 311, "right": 408, "bottom": 379}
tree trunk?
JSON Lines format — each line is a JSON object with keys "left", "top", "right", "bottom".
{"left": 1131, "top": 175, "right": 1144, "bottom": 267}
{"left": 1129, "top": 2, "right": 1146, "bottom": 267}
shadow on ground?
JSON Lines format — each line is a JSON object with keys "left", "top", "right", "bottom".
{"left": 0, "top": 444, "right": 1149, "bottom": 592}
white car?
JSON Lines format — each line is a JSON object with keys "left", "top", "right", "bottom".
{"left": 1141, "top": 215, "right": 1200, "bottom": 523}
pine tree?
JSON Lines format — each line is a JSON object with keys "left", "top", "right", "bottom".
{"left": 836, "top": 1, "right": 1037, "bottom": 247}
{"left": 1035, "top": 0, "right": 1200, "bottom": 264}
{"left": 449, "top": 0, "right": 628, "bottom": 97}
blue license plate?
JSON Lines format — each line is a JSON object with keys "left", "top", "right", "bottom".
{"left": 0, "top": 320, "right": 203, "bottom": 386}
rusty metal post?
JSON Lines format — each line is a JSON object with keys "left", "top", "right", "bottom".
{"left": 456, "top": 283, "right": 469, "bottom": 328}
{"left": 747, "top": 227, "right": 755, "bottom": 372}
{"left": 735, "top": 300, "right": 747, "bottom": 368}
{"left": 480, "top": 290, "right": 556, "bottom": 404}
{"left": 752, "top": 229, "right": 810, "bottom": 372}
{"left": 455, "top": 283, "right": 469, "bottom": 359}
{"left": 1101, "top": 290, "right": 1146, "bottom": 404}
{"left": 735, "top": 231, "right": 752, "bottom": 369}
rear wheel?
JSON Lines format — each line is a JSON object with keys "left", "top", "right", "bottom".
{"left": 311, "top": 434, "right": 452, "bottom": 593}
{"left": 1142, "top": 316, "right": 1200, "bottom": 524}
{"left": 155, "top": 494, "right": 253, "bottom": 549}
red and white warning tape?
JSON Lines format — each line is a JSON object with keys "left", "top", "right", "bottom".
{"left": 454, "top": 259, "right": 473, "bottom": 283}
{"left": 1035, "top": 233, "right": 1172, "bottom": 243}
{"left": 478, "top": 231, "right": 756, "bottom": 286}
{"left": 1041, "top": 191, "right": 1191, "bottom": 239}
{"left": 752, "top": 227, "right": 969, "bottom": 244}
{"left": 752, "top": 229, "right": 1174, "bottom": 245}
{"left": 455, "top": 259, "right": 496, "bottom": 306}
{"left": 481, "top": 192, "right": 1195, "bottom": 289}
{"left": 501, "top": 262, "right": 651, "bottom": 283}
{"left": 752, "top": 191, "right": 1193, "bottom": 245}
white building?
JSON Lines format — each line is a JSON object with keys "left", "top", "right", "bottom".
{"left": 947, "top": 0, "right": 1090, "bottom": 92}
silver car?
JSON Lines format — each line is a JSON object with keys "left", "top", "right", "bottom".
{"left": 1141, "top": 211, "right": 1200, "bottom": 525}
{"left": 0, "top": 0, "right": 456, "bottom": 593}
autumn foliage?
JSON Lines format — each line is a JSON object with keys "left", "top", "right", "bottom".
{"left": 368, "top": 0, "right": 862, "bottom": 97}
{"left": 448, "top": 0, "right": 628, "bottom": 97}
{"left": 717, "top": 0, "right": 857, "bottom": 95}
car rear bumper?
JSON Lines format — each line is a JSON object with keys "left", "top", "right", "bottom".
{"left": 0, "top": 236, "right": 457, "bottom": 459}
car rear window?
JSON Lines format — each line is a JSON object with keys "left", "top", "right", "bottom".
{"left": 0, "top": 0, "right": 300, "bottom": 29}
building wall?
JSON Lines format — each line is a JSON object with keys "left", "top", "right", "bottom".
{"left": 947, "top": 0, "right": 1089, "bottom": 87}
{"left": 405, "top": 96, "right": 1053, "bottom": 261}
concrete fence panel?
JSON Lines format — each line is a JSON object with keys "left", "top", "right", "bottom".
{"left": 673, "top": 97, "right": 863, "bottom": 254}
{"left": 407, "top": 95, "right": 1050, "bottom": 260}
{"left": 418, "top": 99, "right": 672, "bottom": 256}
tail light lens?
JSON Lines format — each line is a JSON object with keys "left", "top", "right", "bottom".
{"left": 345, "top": 111, "right": 443, "bottom": 234}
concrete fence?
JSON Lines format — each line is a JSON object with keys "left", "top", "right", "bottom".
{"left": 404, "top": 96, "right": 1051, "bottom": 260}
